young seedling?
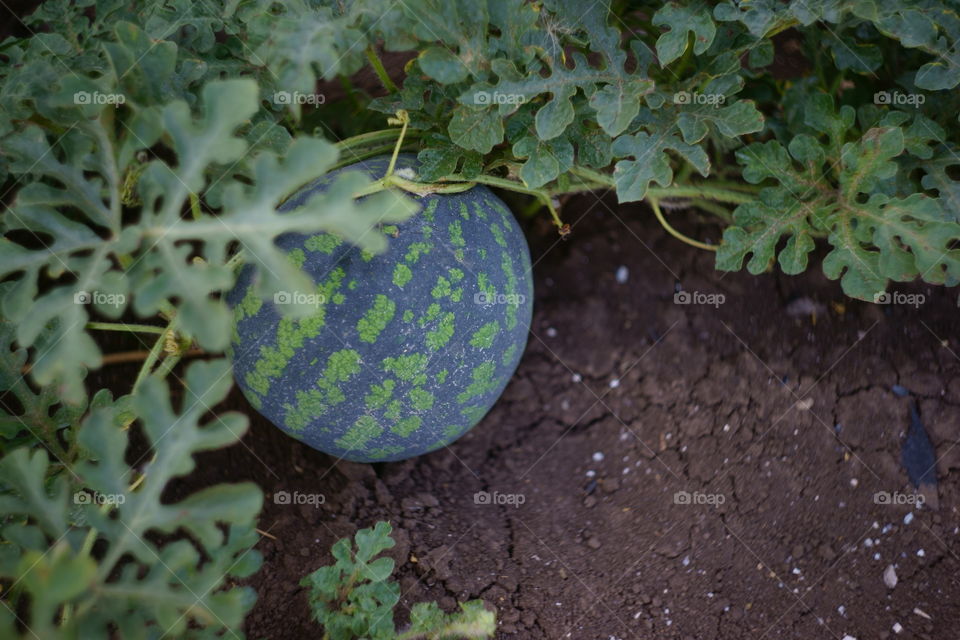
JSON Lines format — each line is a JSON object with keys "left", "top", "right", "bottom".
{"left": 301, "top": 521, "right": 495, "bottom": 640}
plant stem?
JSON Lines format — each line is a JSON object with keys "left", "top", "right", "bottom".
{"left": 335, "top": 128, "right": 421, "bottom": 153}
{"left": 569, "top": 166, "right": 756, "bottom": 204}
{"left": 384, "top": 111, "right": 410, "bottom": 178}
{"left": 689, "top": 198, "right": 733, "bottom": 222}
{"left": 132, "top": 324, "right": 175, "bottom": 393}
{"left": 365, "top": 46, "right": 398, "bottom": 93}
{"left": 331, "top": 143, "right": 412, "bottom": 171}
{"left": 189, "top": 192, "right": 202, "bottom": 220}
{"left": 649, "top": 198, "right": 717, "bottom": 252}
{"left": 445, "top": 174, "right": 566, "bottom": 230}
{"left": 86, "top": 322, "right": 167, "bottom": 335}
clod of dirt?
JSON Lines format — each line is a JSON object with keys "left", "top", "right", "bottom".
{"left": 417, "top": 546, "right": 453, "bottom": 581}
{"left": 654, "top": 531, "right": 690, "bottom": 558}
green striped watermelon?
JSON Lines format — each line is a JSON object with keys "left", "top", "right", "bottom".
{"left": 227, "top": 155, "right": 533, "bottom": 462}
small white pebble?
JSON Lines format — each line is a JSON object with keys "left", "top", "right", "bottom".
{"left": 622, "top": 467, "right": 630, "bottom": 475}
{"left": 572, "top": 373, "right": 582, "bottom": 383}
{"left": 609, "top": 378, "right": 620, "bottom": 389}
{"left": 882, "top": 524, "right": 894, "bottom": 534}
{"left": 585, "top": 470, "right": 596, "bottom": 478}
{"left": 723, "top": 423, "right": 731, "bottom": 432}
{"left": 864, "top": 538, "right": 874, "bottom": 548}
{"left": 893, "top": 622, "right": 903, "bottom": 634}
{"left": 883, "top": 564, "right": 898, "bottom": 589}
{"left": 792, "top": 567, "right": 801, "bottom": 575}
{"left": 546, "top": 327, "right": 557, "bottom": 338}
{"left": 904, "top": 512, "right": 914, "bottom": 525}
{"left": 592, "top": 452, "right": 605, "bottom": 462}
{"left": 842, "top": 635, "right": 858, "bottom": 640}
{"left": 615, "top": 265, "right": 629, "bottom": 283}
{"left": 850, "top": 478, "right": 859, "bottom": 487}
{"left": 682, "top": 556, "right": 690, "bottom": 567}
{"left": 917, "top": 549, "right": 925, "bottom": 557}
{"left": 873, "top": 552, "right": 881, "bottom": 561}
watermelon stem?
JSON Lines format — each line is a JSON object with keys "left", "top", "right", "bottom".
{"left": 649, "top": 197, "right": 717, "bottom": 252}
{"left": 86, "top": 322, "right": 167, "bottom": 335}
{"left": 364, "top": 45, "right": 399, "bottom": 93}
{"left": 570, "top": 165, "right": 757, "bottom": 204}
{"left": 384, "top": 110, "right": 411, "bottom": 178}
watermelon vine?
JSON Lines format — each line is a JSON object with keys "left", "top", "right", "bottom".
{"left": 0, "top": 0, "right": 958, "bottom": 637}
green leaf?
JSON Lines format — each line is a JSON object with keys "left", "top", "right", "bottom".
{"left": 354, "top": 521, "right": 395, "bottom": 563}
{"left": 920, "top": 146, "right": 960, "bottom": 219}
{"left": 513, "top": 135, "right": 574, "bottom": 188}
{"left": 535, "top": 85, "right": 576, "bottom": 140}
{"left": 677, "top": 99, "right": 765, "bottom": 144}
{"left": 0, "top": 361, "right": 261, "bottom": 638}
{"left": 103, "top": 21, "right": 178, "bottom": 105}
{"left": 588, "top": 78, "right": 654, "bottom": 136}
{"left": 716, "top": 191, "right": 818, "bottom": 275}
{"left": 653, "top": 3, "right": 717, "bottom": 66}
{"left": 611, "top": 132, "right": 710, "bottom": 202}
{"left": 419, "top": 46, "right": 469, "bottom": 84}
{"left": 720, "top": 104, "right": 960, "bottom": 300}
{"left": 448, "top": 105, "right": 505, "bottom": 153}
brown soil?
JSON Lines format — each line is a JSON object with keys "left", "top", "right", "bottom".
{"left": 179, "top": 194, "right": 960, "bottom": 640}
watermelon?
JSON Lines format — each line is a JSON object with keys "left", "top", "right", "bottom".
{"left": 227, "top": 155, "right": 533, "bottom": 462}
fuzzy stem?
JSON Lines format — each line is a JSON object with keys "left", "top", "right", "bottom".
{"left": 384, "top": 111, "right": 410, "bottom": 178}
{"left": 86, "top": 322, "right": 167, "bottom": 335}
{"left": 131, "top": 323, "right": 176, "bottom": 393}
{"left": 365, "top": 46, "right": 398, "bottom": 93}
{"left": 335, "top": 128, "right": 422, "bottom": 153}
{"left": 444, "top": 174, "right": 566, "bottom": 230}
{"left": 689, "top": 198, "right": 733, "bottom": 222}
{"left": 331, "top": 143, "right": 413, "bottom": 171}
{"left": 569, "top": 166, "right": 756, "bottom": 204}
{"left": 649, "top": 198, "right": 717, "bottom": 252}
